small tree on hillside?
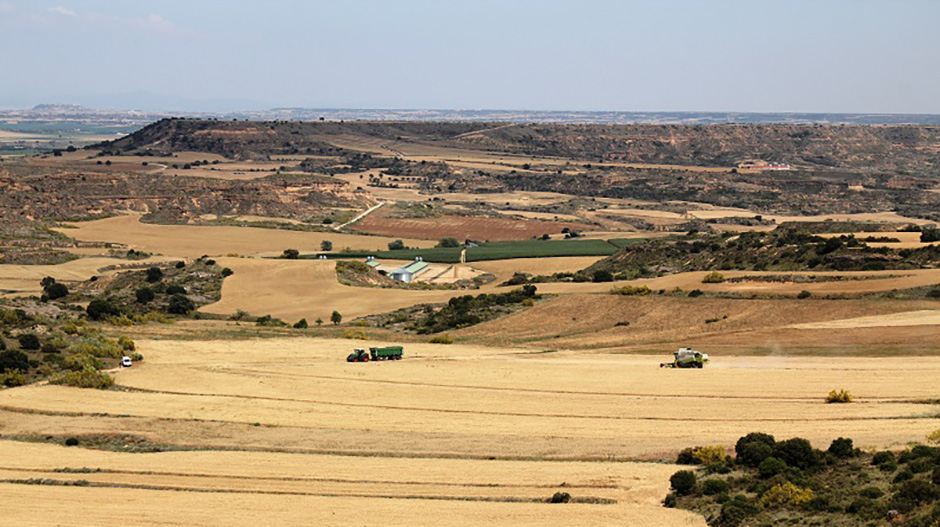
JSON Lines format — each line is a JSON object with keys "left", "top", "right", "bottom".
{"left": 321, "top": 240, "right": 333, "bottom": 251}
{"left": 330, "top": 310, "right": 342, "bottom": 325}
{"left": 146, "top": 267, "right": 164, "bottom": 283}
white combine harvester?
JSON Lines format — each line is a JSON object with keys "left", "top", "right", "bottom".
{"left": 660, "top": 347, "right": 709, "bottom": 368}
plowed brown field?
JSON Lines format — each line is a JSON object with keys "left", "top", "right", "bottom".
{"left": 354, "top": 215, "right": 595, "bottom": 241}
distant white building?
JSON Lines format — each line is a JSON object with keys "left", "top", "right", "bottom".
{"left": 390, "top": 258, "right": 429, "bottom": 283}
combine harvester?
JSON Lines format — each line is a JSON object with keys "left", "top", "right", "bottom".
{"left": 346, "top": 346, "right": 404, "bottom": 362}
{"left": 661, "top": 347, "right": 709, "bottom": 368}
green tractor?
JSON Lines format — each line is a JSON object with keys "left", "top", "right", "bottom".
{"left": 346, "top": 346, "right": 404, "bottom": 362}
{"left": 661, "top": 347, "right": 709, "bottom": 369}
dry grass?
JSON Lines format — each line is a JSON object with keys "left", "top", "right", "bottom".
{"left": 0, "top": 256, "right": 178, "bottom": 294}
{"left": 354, "top": 215, "right": 594, "bottom": 241}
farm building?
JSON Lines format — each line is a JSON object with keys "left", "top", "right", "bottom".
{"left": 390, "top": 259, "right": 429, "bottom": 283}
{"left": 365, "top": 256, "right": 381, "bottom": 269}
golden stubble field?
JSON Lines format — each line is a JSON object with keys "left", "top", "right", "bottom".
{"left": 2, "top": 337, "right": 939, "bottom": 526}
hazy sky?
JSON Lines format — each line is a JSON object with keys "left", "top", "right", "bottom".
{"left": 1, "top": 0, "right": 938, "bottom": 113}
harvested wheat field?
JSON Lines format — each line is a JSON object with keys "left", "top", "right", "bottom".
{"left": 0, "top": 256, "right": 177, "bottom": 293}
{"left": 354, "top": 214, "right": 594, "bottom": 241}
{"left": 1, "top": 336, "right": 939, "bottom": 526}
{"left": 55, "top": 215, "right": 434, "bottom": 258}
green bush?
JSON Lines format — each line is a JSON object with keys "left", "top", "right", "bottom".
{"left": 86, "top": 299, "right": 120, "bottom": 321}
{"left": 118, "top": 336, "right": 135, "bottom": 351}
{"left": 387, "top": 239, "right": 405, "bottom": 251}
{"left": 703, "top": 478, "right": 730, "bottom": 496}
{"left": 872, "top": 451, "right": 895, "bottom": 466}
{"left": 135, "top": 287, "right": 155, "bottom": 304}
{"left": 165, "top": 284, "right": 186, "bottom": 295}
{"left": 0, "top": 349, "right": 29, "bottom": 373}
{"left": 44, "top": 282, "right": 70, "bottom": 300}
{"left": 592, "top": 270, "right": 614, "bottom": 282}
{"left": 797, "top": 290, "right": 812, "bottom": 299}
{"left": 17, "top": 333, "right": 41, "bottom": 350}
{"left": 167, "top": 294, "right": 195, "bottom": 315}
{"left": 859, "top": 486, "right": 884, "bottom": 499}
{"left": 145, "top": 267, "right": 164, "bottom": 283}
{"left": 670, "top": 470, "right": 697, "bottom": 496}
{"left": 758, "top": 457, "right": 788, "bottom": 479}
{"left": 828, "top": 437, "right": 856, "bottom": 459}
{"left": 773, "top": 438, "right": 820, "bottom": 469}
{"left": 736, "top": 432, "right": 776, "bottom": 467}
{"left": 0, "top": 371, "right": 26, "bottom": 387}
{"left": 437, "top": 237, "right": 460, "bottom": 248}
{"left": 293, "top": 318, "right": 308, "bottom": 329}
{"left": 549, "top": 491, "right": 571, "bottom": 503}
{"left": 663, "top": 492, "right": 677, "bottom": 508}
{"left": 50, "top": 367, "right": 115, "bottom": 389}
{"left": 221, "top": 267, "right": 234, "bottom": 277}
{"left": 282, "top": 248, "right": 300, "bottom": 259}
{"left": 702, "top": 271, "right": 725, "bottom": 283}
{"left": 718, "top": 495, "right": 759, "bottom": 527}
{"left": 429, "top": 334, "right": 453, "bottom": 344}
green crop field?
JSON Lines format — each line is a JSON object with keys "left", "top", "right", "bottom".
{"left": 305, "top": 238, "right": 645, "bottom": 263}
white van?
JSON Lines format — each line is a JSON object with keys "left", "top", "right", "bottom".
{"left": 121, "top": 356, "right": 132, "bottom": 367}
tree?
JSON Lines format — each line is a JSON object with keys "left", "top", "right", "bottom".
{"left": 40, "top": 276, "right": 57, "bottom": 288}
{"left": 772, "top": 437, "right": 820, "bottom": 469}
{"left": 437, "top": 237, "right": 460, "bottom": 248}
{"left": 17, "top": 333, "right": 40, "bottom": 350}
{"left": 330, "top": 310, "right": 343, "bottom": 325}
{"left": 315, "top": 317, "right": 323, "bottom": 326}
{"left": 592, "top": 270, "right": 614, "bottom": 283}
{"left": 921, "top": 228, "right": 940, "bottom": 243}
{"left": 0, "top": 349, "right": 29, "bottom": 373}
{"left": 135, "top": 287, "right": 155, "bottom": 304}
{"left": 321, "top": 240, "right": 333, "bottom": 251}
{"left": 283, "top": 248, "right": 300, "bottom": 259}
{"left": 221, "top": 267, "right": 234, "bottom": 277}
{"left": 146, "top": 267, "right": 164, "bottom": 283}
{"left": 670, "top": 470, "right": 697, "bottom": 496}
{"left": 293, "top": 318, "right": 308, "bottom": 329}
{"left": 87, "top": 299, "right": 120, "bottom": 320}
{"left": 167, "top": 294, "right": 195, "bottom": 315}
{"left": 387, "top": 239, "right": 405, "bottom": 251}
{"left": 44, "top": 282, "right": 69, "bottom": 300}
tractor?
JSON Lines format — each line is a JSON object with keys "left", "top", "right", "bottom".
{"left": 661, "top": 347, "right": 709, "bottom": 368}
{"left": 346, "top": 346, "right": 404, "bottom": 362}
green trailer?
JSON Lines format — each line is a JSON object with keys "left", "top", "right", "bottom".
{"left": 346, "top": 346, "right": 404, "bottom": 362}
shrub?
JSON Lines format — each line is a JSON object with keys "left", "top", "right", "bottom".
{"left": 17, "top": 333, "right": 40, "bottom": 350}
{"left": 758, "top": 457, "right": 788, "bottom": 478}
{"left": 873, "top": 451, "right": 896, "bottom": 465}
{"left": 592, "top": 270, "right": 614, "bottom": 283}
{"left": 928, "top": 429, "right": 940, "bottom": 445}
{"left": 670, "top": 470, "right": 697, "bottom": 496}
{"left": 610, "top": 284, "right": 652, "bottom": 296}
{"left": 773, "top": 438, "right": 820, "bottom": 469}
{"left": 828, "top": 437, "right": 856, "bottom": 459}
{"left": 826, "top": 389, "right": 853, "bottom": 403}
{"left": 703, "top": 478, "right": 730, "bottom": 496}
{"left": 49, "top": 367, "right": 115, "bottom": 389}
{"left": 341, "top": 329, "right": 367, "bottom": 340}
{"left": 135, "top": 287, "right": 155, "bottom": 304}
{"left": 736, "top": 432, "right": 776, "bottom": 466}
{"left": 718, "top": 495, "right": 759, "bottom": 527}
{"left": 86, "top": 299, "right": 120, "bottom": 321}
{"left": 895, "top": 478, "right": 939, "bottom": 507}
{"left": 859, "top": 486, "right": 885, "bottom": 499}
{"left": 549, "top": 491, "right": 571, "bottom": 504}
{"left": 44, "top": 282, "right": 69, "bottom": 300}
{"left": 797, "top": 290, "right": 812, "bottom": 299}
{"left": 282, "top": 248, "right": 300, "bottom": 259}
{"left": 760, "top": 481, "right": 815, "bottom": 508}
{"left": 437, "top": 237, "right": 460, "bottom": 248}
{"left": 331, "top": 310, "right": 343, "bottom": 325}
{"left": 429, "top": 334, "right": 453, "bottom": 344}
{"left": 167, "top": 294, "right": 195, "bottom": 315}
{"left": 688, "top": 289, "right": 704, "bottom": 297}
{"left": 693, "top": 445, "right": 727, "bottom": 466}
{"left": 663, "top": 492, "right": 677, "bottom": 508}
{"left": 0, "top": 349, "right": 29, "bottom": 373}
{"left": 145, "top": 267, "right": 164, "bottom": 283}
{"left": 921, "top": 228, "right": 940, "bottom": 243}
{"left": 676, "top": 448, "right": 697, "bottom": 465}
{"left": 321, "top": 240, "right": 333, "bottom": 251}
{"left": 129, "top": 352, "right": 143, "bottom": 361}
{"left": 65, "top": 437, "right": 79, "bottom": 447}
{"left": 0, "top": 371, "right": 26, "bottom": 387}
{"left": 387, "top": 239, "right": 405, "bottom": 251}
{"left": 165, "top": 284, "right": 186, "bottom": 295}
{"left": 255, "top": 315, "right": 287, "bottom": 327}
{"left": 221, "top": 267, "right": 234, "bottom": 277}
{"left": 893, "top": 469, "right": 914, "bottom": 483}
{"left": 293, "top": 318, "right": 308, "bottom": 329}
{"left": 118, "top": 336, "right": 135, "bottom": 351}
{"left": 175, "top": 261, "right": 186, "bottom": 269}
{"left": 702, "top": 271, "right": 725, "bottom": 283}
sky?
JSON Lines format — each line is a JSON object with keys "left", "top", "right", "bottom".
{"left": 1, "top": 0, "right": 938, "bottom": 113}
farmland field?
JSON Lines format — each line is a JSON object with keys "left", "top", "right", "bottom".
{"left": 353, "top": 214, "right": 595, "bottom": 241}
{"left": 1, "top": 336, "right": 938, "bottom": 526}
